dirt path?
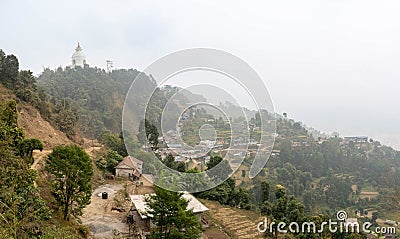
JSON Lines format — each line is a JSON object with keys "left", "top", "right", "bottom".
{"left": 31, "top": 150, "right": 52, "bottom": 171}
{"left": 31, "top": 146, "right": 102, "bottom": 189}
{"left": 85, "top": 146, "right": 103, "bottom": 157}
{"left": 31, "top": 146, "right": 102, "bottom": 170}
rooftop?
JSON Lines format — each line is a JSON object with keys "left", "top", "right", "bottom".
{"left": 115, "top": 156, "right": 143, "bottom": 177}
{"left": 116, "top": 156, "right": 143, "bottom": 169}
{"left": 130, "top": 192, "right": 209, "bottom": 219}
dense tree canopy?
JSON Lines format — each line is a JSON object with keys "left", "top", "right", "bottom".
{"left": 37, "top": 67, "right": 157, "bottom": 138}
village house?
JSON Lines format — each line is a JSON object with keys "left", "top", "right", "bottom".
{"left": 359, "top": 191, "right": 379, "bottom": 200}
{"left": 130, "top": 192, "right": 209, "bottom": 230}
{"left": 271, "top": 149, "right": 281, "bottom": 157}
{"left": 115, "top": 156, "right": 143, "bottom": 180}
{"left": 344, "top": 136, "right": 369, "bottom": 143}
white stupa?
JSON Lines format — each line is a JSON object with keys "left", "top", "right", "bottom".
{"left": 71, "top": 42, "right": 87, "bottom": 68}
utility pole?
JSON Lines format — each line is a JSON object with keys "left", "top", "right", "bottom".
{"left": 106, "top": 60, "right": 114, "bottom": 73}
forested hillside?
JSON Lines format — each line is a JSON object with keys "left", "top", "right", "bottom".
{"left": 229, "top": 117, "right": 400, "bottom": 222}
{"left": 37, "top": 67, "right": 149, "bottom": 138}
{"left": 0, "top": 100, "right": 86, "bottom": 238}
{"left": 0, "top": 49, "right": 92, "bottom": 238}
{"left": 175, "top": 107, "right": 399, "bottom": 218}
{"left": 0, "top": 50, "right": 80, "bottom": 140}
{"left": 37, "top": 66, "right": 205, "bottom": 139}
{"left": 35, "top": 56, "right": 400, "bottom": 219}
{"left": 1, "top": 48, "right": 399, "bottom": 238}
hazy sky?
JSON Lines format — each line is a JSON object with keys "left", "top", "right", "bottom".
{"left": 1, "top": 0, "right": 399, "bottom": 149}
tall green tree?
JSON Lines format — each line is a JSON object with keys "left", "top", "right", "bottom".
{"left": 0, "top": 53, "right": 19, "bottom": 89}
{"left": 206, "top": 155, "right": 232, "bottom": 182}
{"left": 272, "top": 184, "right": 288, "bottom": 221}
{"left": 18, "top": 138, "right": 43, "bottom": 165}
{"left": 261, "top": 181, "right": 270, "bottom": 203}
{"left": 259, "top": 181, "right": 272, "bottom": 215}
{"left": 46, "top": 144, "right": 93, "bottom": 220}
{"left": 164, "top": 153, "right": 176, "bottom": 169}
{"left": 53, "top": 105, "right": 78, "bottom": 139}
{"left": 96, "top": 149, "right": 123, "bottom": 172}
{"left": 100, "top": 132, "right": 128, "bottom": 157}
{"left": 138, "top": 119, "right": 159, "bottom": 150}
{"left": 146, "top": 186, "right": 202, "bottom": 239}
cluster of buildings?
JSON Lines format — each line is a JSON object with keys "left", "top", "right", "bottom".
{"left": 159, "top": 129, "right": 224, "bottom": 164}
{"left": 109, "top": 155, "right": 209, "bottom": 237}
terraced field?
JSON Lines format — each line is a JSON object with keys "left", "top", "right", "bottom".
{"left": 202, "top": 200, "right": 264, "bottom": 239}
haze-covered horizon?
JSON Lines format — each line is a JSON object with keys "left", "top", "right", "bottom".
{"left": 1, "top": 0, "right": 399, "bottom": 149}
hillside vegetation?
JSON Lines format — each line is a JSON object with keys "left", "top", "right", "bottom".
{"left": 0, "top": 49, "right": 93, "bottom": 238}
{"left": 37, "top": 67, "right": 147, "bottom": 138}
{"left": 37, "top": 66, "right": 208, "bottom": 140}
{"left": 35, "top": 54, "right": 400, "bottom": 222}
{"left": 1, "top": 48, "right": 399, "bottom": 238}
{"left": 0, "top": 84, "right": 71, "bottom": 148}
{"left": 269, "top": 118, "right": 400, "bottom": 214}
{"left": 0, "top": 100, "right": 85, "bottom": 238}
{"left": 0, "top": 49, "right": 81, "bottom": 140}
